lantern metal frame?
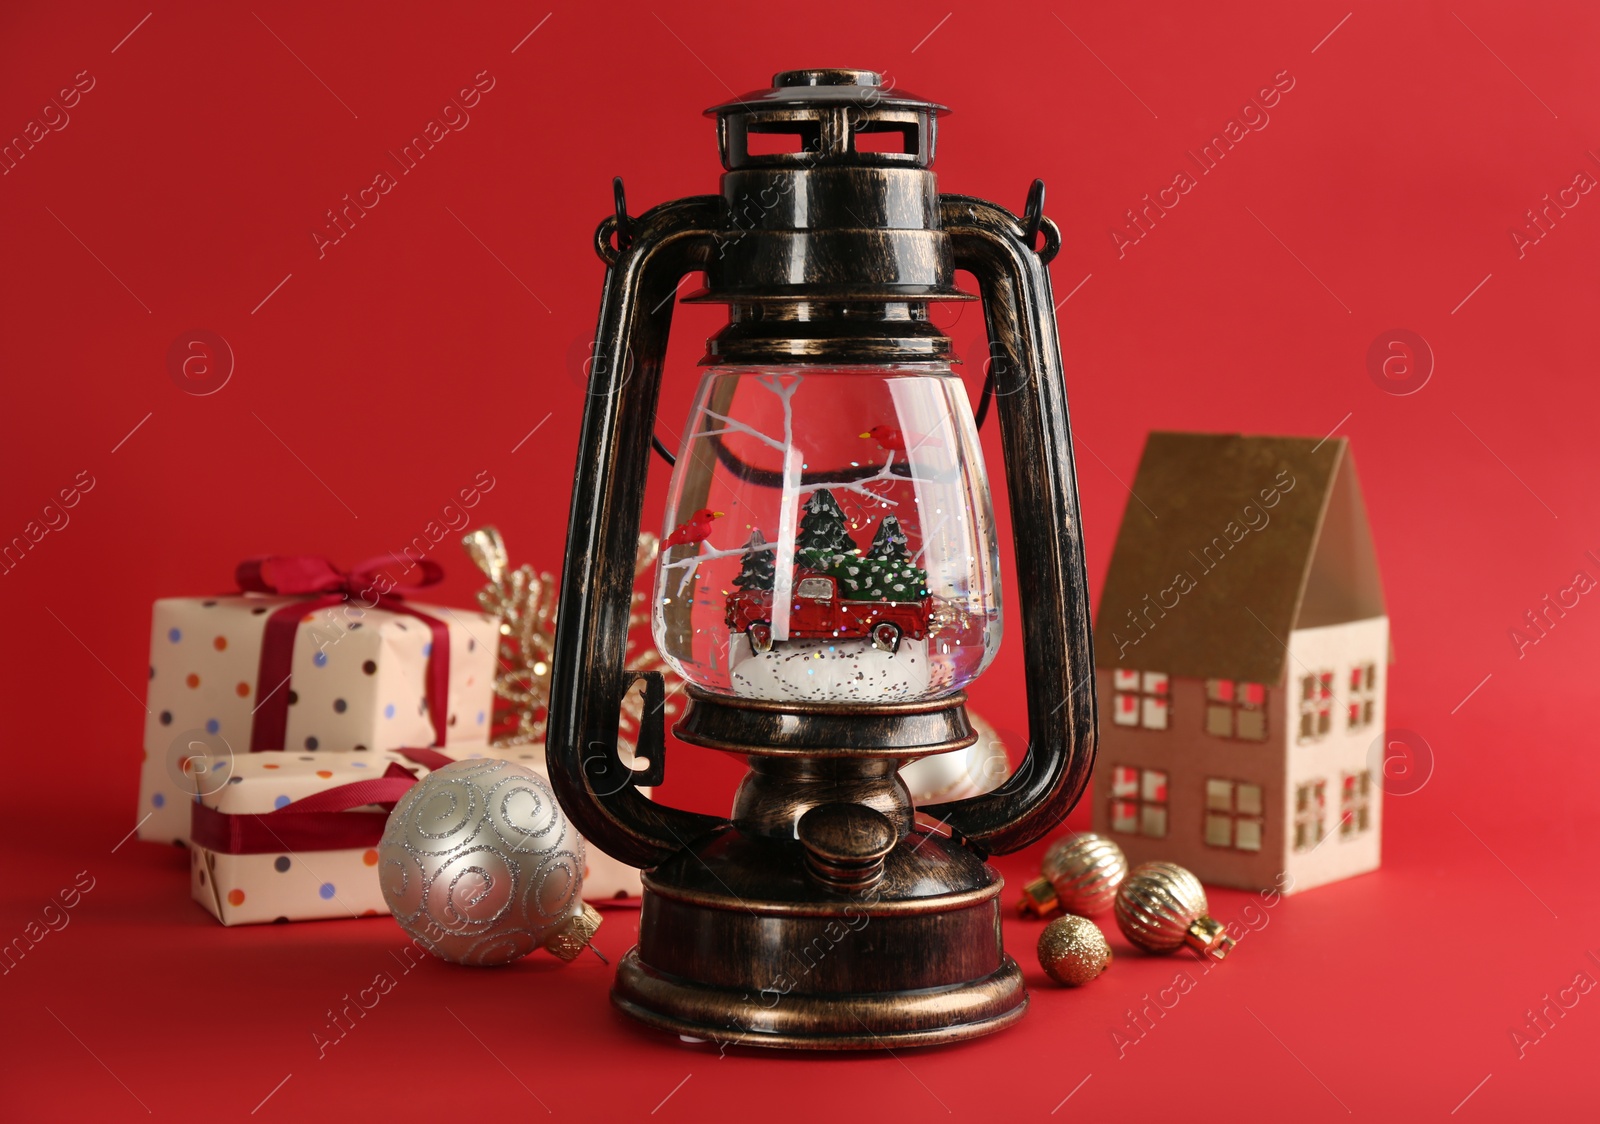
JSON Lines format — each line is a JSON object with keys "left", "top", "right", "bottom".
{"left": 547, "top": 69, "right": 1097, "bottom": 1049}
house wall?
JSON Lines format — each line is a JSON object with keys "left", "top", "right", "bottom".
{"left": 1280, "top": 617, "right": 1388, "bottom": 894}
{"left": 1090, "top": 674, "right": 1288, "bottom": 892}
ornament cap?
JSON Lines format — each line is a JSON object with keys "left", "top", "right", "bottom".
{"left": 1017, "top": 876, "right": 1062, "bottom": 918}
{"left": 1183, "top": 915, "right": 1236, "bottom": 961}
{"left": 543, "top": 901, "right": 604, "bottom": 962}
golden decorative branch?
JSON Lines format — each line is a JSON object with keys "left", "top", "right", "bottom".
{"left": 462, "top": 526, "right": 682, "bottom": 756}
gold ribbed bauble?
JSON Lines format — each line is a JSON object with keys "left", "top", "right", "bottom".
{"left": 1018, "top": 832, "right": 1128, "bottom": 918}
{"left": 1113, "top": 861, "right": 1235, "bottom": 960}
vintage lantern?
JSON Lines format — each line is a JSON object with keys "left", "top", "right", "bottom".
{"left": 547, "top": 69, "right": 1096, "bottom": 1049}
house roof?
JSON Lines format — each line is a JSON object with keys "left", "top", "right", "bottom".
{"left": 1093, "top": 432, "right": 1385, "bottom": 685}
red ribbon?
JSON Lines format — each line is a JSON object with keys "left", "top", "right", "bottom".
{"left": 236, "top": 556, "right": 452, "bottom": 753}
{"left": 190, "top": 748, "right": 456, "bottom": 855}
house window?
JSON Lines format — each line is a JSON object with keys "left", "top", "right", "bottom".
{"left": 1112, "top": 669, "right": 1169, "bottom": 730}
{"left": 1297, "top": 671, "right": 1333, "bottom": 743}
{"left": 1347, "top": 662, "right": 1378, "bottom": 731}
{"left": 1203, "top": 778, "right": 1264, "bottom": 852}
{"left": 1293, "top": 780, "right": 1327, "bottom": 851}
{"left": 1340, "top": 770, "right": 1373, "bottom": 838}
{"left": 1204, "top": 679, "right": 1267, "bottom": 740}
{"left": 1109, "top": 765, "right": 1168, "bottom": 838}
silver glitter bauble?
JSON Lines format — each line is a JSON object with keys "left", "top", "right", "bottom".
{"left": 1037, "top": 915, "right": 1112, "bottom": 986}
{"left": 1113, "top": 861, "right": 1234, "bottom": 960}
{"left": 377, "top": 759, "right": 600, "bottom": 966}
{"left": 1020, "top": 832, "right": 1127, "bottom": 918}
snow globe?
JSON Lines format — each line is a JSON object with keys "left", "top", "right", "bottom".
{"left": 652, "top": 363, "right": 1001, "bottom": 703}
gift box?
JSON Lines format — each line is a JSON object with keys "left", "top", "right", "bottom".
{"left": 138, "top": 556, "right": 499, "bottom": 844}
{"left": 188, "top": 746, "right": 643, "bottom": 926}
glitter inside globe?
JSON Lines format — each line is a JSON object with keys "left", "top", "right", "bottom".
{"left": 377, "top": 759, "right": 592, "bottom": 966}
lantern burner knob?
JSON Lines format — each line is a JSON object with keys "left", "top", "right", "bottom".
{"left": 798, "top": 802, "right": 897, "bottom": 892}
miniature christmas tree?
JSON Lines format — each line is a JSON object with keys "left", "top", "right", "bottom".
{"left": 732, "top": 529, "right": 775, "bottom": 592}
{"left": 786, "top": 493, "right": 928, "bottom": 603}
{"left": 795, "top": 489, "right": 858, "bottom": 573}
{"left": 859, "top": 515, "right": 929, "bottom": 603}
{"left": 866, "top": 516, "right": 912, "bottom": 564}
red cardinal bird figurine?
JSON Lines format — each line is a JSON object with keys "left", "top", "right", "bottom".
{"left": 860, "top": 425, "right": 942, "bottom": 454}
{"left": 662, "top": 508, "right": 724, "bottom": 548}
{"left": 860, "top": 425, "right": 906, "bottom": 453}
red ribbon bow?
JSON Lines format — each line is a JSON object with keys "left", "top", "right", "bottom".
{"left": 189, "top": 748, "right": 456, "bottom": 854}
{"left": 235, "top": 556, "right": 452, "bottom": 753}
{"left": 235, "top": 555, "right": 444, "bottom": 599}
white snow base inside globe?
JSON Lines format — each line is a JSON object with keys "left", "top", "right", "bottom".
{"left": 727, "top": 636, "right": 933, "bottom": 703}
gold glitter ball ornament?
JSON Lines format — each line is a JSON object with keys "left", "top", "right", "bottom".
{"left": 1018, "top": 832, "right": 1128, "bottom": 918}
{"left": 1113, "top": 861, "right": 1236, "bottom": 960}
{"left": 1036, "top": 915, "right": 1112, "bottom": 986}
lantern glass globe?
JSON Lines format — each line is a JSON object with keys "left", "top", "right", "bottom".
{"left": 652, "top": 363, "right": 1002, "bottom": 704}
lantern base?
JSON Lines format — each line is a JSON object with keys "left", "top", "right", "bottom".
{"left": 613, "top": 951, "right": 1026, "bottom": 1050}
{"left": 610, "top": 825, "right": 1029, "bottom": 1050}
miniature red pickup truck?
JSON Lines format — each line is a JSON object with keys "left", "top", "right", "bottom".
{"left": 726, "top": 571, "right": 931, "bottom": 655}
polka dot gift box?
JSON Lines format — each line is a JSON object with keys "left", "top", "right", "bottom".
{"left": 137, "top": 557, "right": 498, "bottom": 845}
{"left": 188, "top": 747, "right": 643, "bottom": 926}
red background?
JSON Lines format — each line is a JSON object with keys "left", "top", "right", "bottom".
{"left": 2, "top": 1, "right": 1596, "bottom": 1119}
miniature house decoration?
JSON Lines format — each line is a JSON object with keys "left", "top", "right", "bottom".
{"left": 1090, "top": 432, "right": 1388, "bottom": 894}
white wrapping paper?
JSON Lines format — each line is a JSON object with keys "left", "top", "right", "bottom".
{"left": 138, "top": 594, "right": 498, "bottom": 843}
{"left": 189, "top": 745, "right": 643, "bottom": 926}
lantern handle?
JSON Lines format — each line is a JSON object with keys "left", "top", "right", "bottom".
{"left": 975, "top": 181, "right": 1059, "bottom": 429}
{"left": 612, "top": 176, "right": 634, "bottom": 252}
{"left": 548, "top": 193, "right": 732, "bottom": 869}
{"left": 596, "top": 179, "right": 680, "bottom": 468}
{"left": 1021, "top": 179, "right": 1044, "bottom": 254}
{"left": 922, "top": 193, "right": 1097, "bottom": 855}
{"left": 1021, "top": 179, "right": 1062, "bottom": 262}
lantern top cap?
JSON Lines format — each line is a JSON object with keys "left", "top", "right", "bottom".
{"left": 775, "top": 68, "right": 879, "bottom": 88}
{"left": 705, "top": 68, "right": 949, "bottom": 117}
